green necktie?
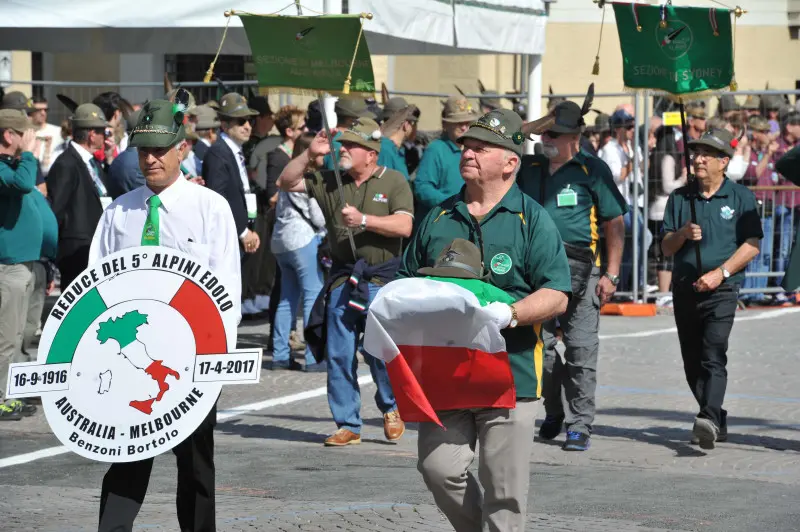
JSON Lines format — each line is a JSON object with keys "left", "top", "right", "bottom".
{"left": 141, "top": 195, "right": 162, "bottom": 246}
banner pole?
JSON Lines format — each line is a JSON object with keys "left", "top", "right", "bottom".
{"left": 678, "top": 100, "right": 703, "bottom": 275}
{"left": 317, "top": 92, "right": 358, "bottom": 259}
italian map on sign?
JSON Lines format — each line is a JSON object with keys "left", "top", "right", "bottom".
{"left": 97, "top": 311, "right": 180, "bottom": 414}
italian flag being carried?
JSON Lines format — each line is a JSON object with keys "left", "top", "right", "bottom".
{"left": 363, "top": 277, "right": 517, "bottom": 427}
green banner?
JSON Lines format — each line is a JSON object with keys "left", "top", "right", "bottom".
{"left": 611, "top": 4, "right": 734, "bottom": 96}
{"left": 240, "top": 14, "right": 375, "bottom": 94}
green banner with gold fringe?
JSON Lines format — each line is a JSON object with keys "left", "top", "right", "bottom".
{"left": 611, "top": 3, "right": 734, "bottom": 97}
{"left": 239, "top": 14, "right": 375, "bottom": 95}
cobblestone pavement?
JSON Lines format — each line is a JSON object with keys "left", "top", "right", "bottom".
{"left": 2, "top": 306, "right": 800, "bottom": 531}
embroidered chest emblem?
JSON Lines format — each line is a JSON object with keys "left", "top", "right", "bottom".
{"left": 720, "top": 206, "right": 735, "bottom": 220}
{"left": 373, "top": 193, "right": 388, "bottom": 203}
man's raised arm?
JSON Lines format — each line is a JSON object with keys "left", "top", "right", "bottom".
{"left": 277, "top": 128, "right": 335, "bottom": 193}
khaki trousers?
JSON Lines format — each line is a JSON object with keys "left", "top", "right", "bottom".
{"left": 417, "top": 399, "right": 539, "bottom": 532}
{"left": 0, "top": 262, "right": 34, "bottom": 399}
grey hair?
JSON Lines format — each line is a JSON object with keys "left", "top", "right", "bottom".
{"left": 504, "top": 149, "right": 522, "bottom": 176}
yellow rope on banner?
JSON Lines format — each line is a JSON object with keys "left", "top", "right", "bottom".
{"left": 203, "top": 11, "right": 234, "bottom": 83}
{"left": 592, "top": 3, "right": 606, "bottom": 76}
{"left": 729, "top": 6, "right": 745, "bottom": 91}
{"left": 342, "top": 13, "right": 372, "bottom": 94}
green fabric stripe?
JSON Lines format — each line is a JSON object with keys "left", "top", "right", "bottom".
{"left": 427, "top": 277, "right": 516, "bottom": 306}
{"left": 47, "top": 288, "right": 108, "bottom": 364}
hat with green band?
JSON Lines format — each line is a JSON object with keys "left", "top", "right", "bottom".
{"left": 457, "top": 109, "right": 526, "bottom": 156}
{"left": 129, "top": 89, "right": 191, "bottom": 149}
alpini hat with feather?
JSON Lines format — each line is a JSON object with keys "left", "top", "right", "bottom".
{"left": 522, "top": 83, "right": 596, "bottom": 136}
{"left": 129, "top": 89, "right": 191, "bottom": 149}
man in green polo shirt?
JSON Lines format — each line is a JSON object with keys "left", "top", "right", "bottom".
{"left": 412, "top": 95, "right": 481, "bottom": 221}
{"left": 278, "top": 117, "right": 414, "bottom": 447}
{"left": 518, "top": 84, "right": 628, "bottom": 452}
{"left": 662, "top": 127, "right": 762, "bottom": 450}
{"left": 398, "top": 109, "right": 571, "bottom": 531}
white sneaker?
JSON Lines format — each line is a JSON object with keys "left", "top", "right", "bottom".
{"left": 644, "top": 284, "right": 659, "bottom": 293}
{"left": 656, "top": 295, "right": 673, "bottom": 308}
{"left": 241, "top": 299, "right": 260, "bottom": 315}
{"left": 254, "top": 295, "right": 271, "bottom": 311}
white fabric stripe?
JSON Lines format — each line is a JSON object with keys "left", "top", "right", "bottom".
{"left": 364, "top": 278, "right": 507, "bottom": 353}
{"left": 393, "top": 210, "right": 415, "bottom": 218}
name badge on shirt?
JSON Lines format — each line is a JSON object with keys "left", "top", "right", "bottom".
{"left": 245, "top": 193, "right": 258, "bottom": 220}
{"left": 100, "top": 196, "right": 113, "bottom": 210}
{"left": 556, "top": 185, "right": 578, "bottom": 208}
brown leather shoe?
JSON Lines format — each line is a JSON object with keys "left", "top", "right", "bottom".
{"left": 383, "top": 410, "right": 405, "bottom": 441}
{"left": 324, "top": 428, "right": 361, "bottom": 447}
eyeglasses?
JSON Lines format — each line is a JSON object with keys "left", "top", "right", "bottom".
{"left": 232, "top": 118, "right": 249, "bottom": 127}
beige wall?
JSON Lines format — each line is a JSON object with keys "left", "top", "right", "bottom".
{"left": 7, "top": 51, "right": 32, "bottom": 95}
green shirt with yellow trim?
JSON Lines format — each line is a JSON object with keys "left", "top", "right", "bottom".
{"left": 518, "top": 151, "right": 628, "bottom": 262}
{"left": 397, "top": 183, "right": 572, "bottom": 399}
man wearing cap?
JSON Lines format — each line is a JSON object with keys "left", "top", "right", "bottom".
{"left": 519, "top": 90, "right": 628, "bottom": 452}
{"left": 187, "top": 105, "right": 220, "bottom": 175}
{"left": 379, "top": 103, "right": 420, "bottom": 181}
{"left": 661, "top": 127, "right": 762, "bottom": 449}
{"left": 203, "top": 93, "right": 261, "bottom": 259}
{"left": 47, "top": 103, "right": 112, "bottom": 289}
{"left": 322, "top": 96, "right": 379, "bottom": 171}
{"left": 601, "top": 108, "right": 653, "bottom": 293}
{"left": 398, "top": 108, "right": 571, "bottom": 530}
{"left": 0, "top": 109, "right": 42, "bottom": 420}
{"left": 278, "top": 117, "right": 413, "bottom": 447}
{"left": 91, "top": 95, "right": 240, "bottom": 532}
{"left": 413, "top": 96, "right": 482, "bottom": 222}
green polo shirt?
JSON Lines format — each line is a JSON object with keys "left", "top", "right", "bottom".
{"left": 518, "top": 152, "right": 628, "bottom": 264}
{"left": 398, "top": 183, "right": 572, "bottom": 399}
{"left": 663, "top": 177, "right": 763, "bottom": 287}
{"left": 413, "top": 135, "right": 463, "bottom": 219}
{"left": 304, "top": 167, "right": 414, "bottom": 267}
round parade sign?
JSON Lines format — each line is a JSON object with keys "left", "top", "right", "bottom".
{"left": 5, "top": 247, "right": 261, "bottom": 462}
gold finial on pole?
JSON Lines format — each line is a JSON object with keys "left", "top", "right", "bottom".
{"left": 361, "top": 12, "right": 373, "bottom": 20}
{"left": 734, "top": 6, "right": 746, "bottom": 18}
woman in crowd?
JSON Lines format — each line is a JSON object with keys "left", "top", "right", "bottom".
{"left": 268, "top": 108, "right": 326, "bottom": 372}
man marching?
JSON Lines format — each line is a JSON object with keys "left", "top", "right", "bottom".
{"left": 518, "top": 85, "right": 628, "bottom": 451}
{"left": 91, "top": 94, "right": 241, "bottom": 531}
{"left": 398, "top": 109, "right": 572, "bottom": 531}
{"left": 661, "top": 127, "right": 762, "bottom": 450}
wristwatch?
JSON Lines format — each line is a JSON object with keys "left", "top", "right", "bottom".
{"left": 359, "top": 214, "right": 368, "bottom": 230}
{"left": 508, "top": 304, "right": 519, "bottom": 328}
{"left": 720, "top": 266, "right": 731, "bottom": 280}
{"left": 604, "top": 272, "right": 620, "bottom": 286}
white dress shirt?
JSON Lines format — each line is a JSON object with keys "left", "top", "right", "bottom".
{"left": 89, "top": 175, "right": 243, "bottom": 332}
{"left": 600, "top": 137, "right": 644, "bottom": 208}
{"left": 71, "top": 141, "right": 107, "bottom": 197}
{"left": 221, "top": 133, "right": 250, "bottom": 192}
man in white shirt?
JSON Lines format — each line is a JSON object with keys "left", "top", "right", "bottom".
{"left": 28, "top": 96, "right": 63, "bottom": 176}
{"left": 600, "top": 109, "right": 654, "bottom": 293}
{"left": 92, "top": 93, "right": 240, "bottom": 532}
{"left": 203, "top": 93, "right": 261, "bottom": 315}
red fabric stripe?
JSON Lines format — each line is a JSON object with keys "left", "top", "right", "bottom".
{"left": 396, "top": 345, "right": 516, "bottom": 413}
{"left": 169, "top": 280, "right": 227, "bottom": 354}
{"left": 386, "top": 356, "right": 442, "bottom": 427}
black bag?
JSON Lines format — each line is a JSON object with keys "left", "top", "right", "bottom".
{"left": 562, "top": 242, "right": 596, "bottom": 298}
{"left": 284, "top": 193, "right": 332, "bottom": 270}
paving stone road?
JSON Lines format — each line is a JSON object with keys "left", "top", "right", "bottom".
{"left": 2, "top": 305, "right": 800, "bottom": 531}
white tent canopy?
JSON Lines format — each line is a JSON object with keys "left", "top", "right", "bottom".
{"left": 0, "top": 0, "right": 547, "bottom": 55}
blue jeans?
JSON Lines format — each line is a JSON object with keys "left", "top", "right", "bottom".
{"left": 621, "top": 207, "right": 653, "bottom": 292}
{"left": 273, "top": 238, "right": 324, "bottom": 365}
{"left": 326, "top": 282, "right": 397, "bottom": 434}
{"left": 742, "top": 207, "right": 796, "bottom": 299}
